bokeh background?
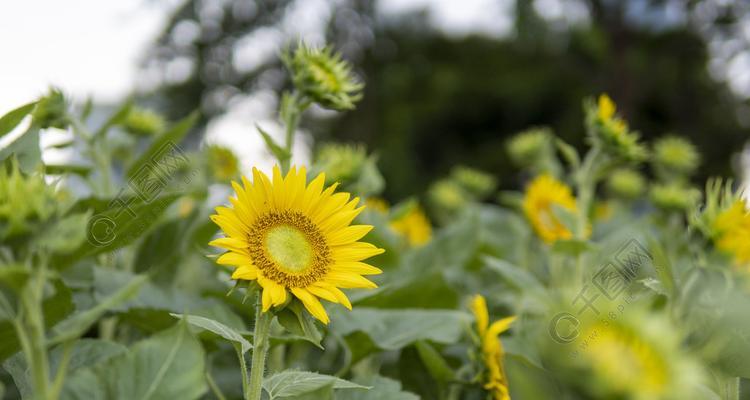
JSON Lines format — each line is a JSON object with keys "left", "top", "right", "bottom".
{"left": 2, "top": 0, "right": 750, "bottom": 201}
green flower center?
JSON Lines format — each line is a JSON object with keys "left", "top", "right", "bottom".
{"left": 246, "top": 211, "right": 331, "bottom": 287}
{"left": 265, "top": 225, "right": 313, "bottom": 273}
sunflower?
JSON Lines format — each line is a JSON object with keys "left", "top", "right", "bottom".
{"left": 390, "top": 204, "right": 432, "bottom": 246}
{"left": 209, "top": 166, "right": 384, "bottom": 324}
{"left": 713, "top": 199, "right": 750, "bottom": 266}
{"left": 471, "top": 295, "right": 515, "bottom": 400}
{"left": 522, "top": 174, "right": 580, "bottom": 243}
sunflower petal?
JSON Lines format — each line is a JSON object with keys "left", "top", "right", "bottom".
{"left": 487, "top": 316, "right": 516, "bottom": 338}
{"left": 231, "top": 266, "right": 258, "bottom": 280}
{"left": 217, "top": 251, "right": 253, "bottom": 267}
{"left": 330, "top": 261, "right": 382, "bottom": 275}
{"left": 331, "top": 242, "right": 385, "bottom": 262}
{"left": 291, "top": 287, "right": 330, "bottom": 324}
{"left": 208, "top": 237, "right": 248, "bottom": 252}
{"left": 313, "top": 283, "right": 352, "bottom": 310}
{"left": 327, "top": 225, "right": 373, "bottom": 246}
{"left": 325, "top": 272, "right": 377, "bottom": 289}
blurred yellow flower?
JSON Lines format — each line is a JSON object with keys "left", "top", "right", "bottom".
{"left": 522, "top": 174, "right": 579, "bottom": 243}
{"left": 364, "top": 197, "right": 389, "bottom": 214}
{"left": 583, "top": 321, "right": 669, "bottom": 397}
{"left": 390, "top": 204, "right": 432, "bottom": 246}
{"left": 210, "top": 166, "right": 384, "bottom": 324}
{"left": 712, "top": 199, "right": 750, "bottom": 266}
{"left": 471, "top": 295, "right": 515, "bottom": 400}
{"left": 587, "top": 94, "right": 647, "bottom": 162}
{"left": 207, "top": 144, "right": 240, "bottom": 182}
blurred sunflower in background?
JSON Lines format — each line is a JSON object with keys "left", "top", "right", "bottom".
{"left": 390, "top": 203, "right": 432, "bottom": 246}
{"left": 522, "top": 174, "right": 580, "bottom": 243}
{"left": 209, "top": 166, "right": 384, "bottom": 324}
{"left": 471, "top": 295, "right": 515, "bottom": 400}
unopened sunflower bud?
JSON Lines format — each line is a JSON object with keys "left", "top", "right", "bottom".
{"left": 607, "top": 168, "right": 646, "bottom": 200}
{"left": 652, "top": 136, "right": 700, "bottom": 176}
{"left": 0, "top": 160, "right": 58, "bottom": 239}
{"left": 284, "top": 43, "right": 363, "bottom": 111}
{"left": 450, "top": 165, "right": 497, "bottom": 198}
{"left": 315, "top": 143, "right": 367, "bottom": 184}
{"left": 123, "top": 107, "right": 166, "bottom": 136}
{"left": 585, "top": 94, "right": 647, "bottom": 163}
{"left": 32, "top": 88, "right": 68, "bottom": 129}
{"left": 506, "top": 128, "right": 553, "bottom": 168}
{"left": 649, "top": 182, "right": 701, "bottom": 212}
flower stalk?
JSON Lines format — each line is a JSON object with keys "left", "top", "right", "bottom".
{"left": 247, "top": 298, "right": 273, "bottom": 400}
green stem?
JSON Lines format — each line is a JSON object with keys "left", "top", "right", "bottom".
{"left": 207, "top": 368, "right": 228, "bottom": 400}
{"left": 235, "top": 344, "right": 249, "bottom": 399}
{"left": 572, "top": 146, "right": 602, "bottom": 284}
{"left": 19, "top": 265, "right": 51, "bottom": 400}
{"left": 247, "top": 297, "right": 273, "bottom": 400}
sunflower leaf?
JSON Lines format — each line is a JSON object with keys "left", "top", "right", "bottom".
{"left": 170, "top": 313, "right": 252, "bottom": 353}
{"left": 256, "top": 124, "right": 290, "bottom": 163}
{"left": 262, "top": 370, "right": 367, "bottom": 399}
{"left": 276, "top": 300, "right": 323, "bottom": 349}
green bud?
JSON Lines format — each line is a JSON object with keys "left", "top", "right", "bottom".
{"left": 606, "top": 168, "right": 646, "bottom": 200}
{"left": 506, "top": 128, "right": 553, "bottom": 167}
{"left": 123, "top": 107, "right": 166, "bottom": 136}
{"left": 450, "top": 165, "right": 497, "bottom": 198}
{"left": 315, "top": 143, "right": 368, "bottom": 184}
{"left": 0, "top": 160, "right": 58, "bottom": 239}
{"left": 585, "top": 94, "right": 647, "bottom": 163}
{"left": 284, "top": 43, "right": 363, "bottom": 111}
{"left": 32, "top": 88, "right": 68, "bottom": 129}
{"left": 652, "top": 136, "right": 700, "bottom": 176}
{"left": 428, "top": 179, "right": 468, "bottom": 214}
{"left": 206, "top": 144, "right": 240, "bottom": 182}
{"left": 649, "top": 182, "right": 701, "bottom": 212}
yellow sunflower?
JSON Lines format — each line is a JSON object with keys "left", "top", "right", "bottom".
{"left": 209, "top": 166, "right": 384, "bottom": 324}
{"left": 471, "top": 295, "right": 515, "bottom": 400}
{"left": 390, "top": 204, "right": 432, "bottom": 246}
{"left": 522, "top": 174, "right": 580, "bottom": 243}
{"left": 713, "top": 199, "right": 750, "bottom": 266}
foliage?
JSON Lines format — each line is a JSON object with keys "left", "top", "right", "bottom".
{"left": 2, "top": 36, "right": 750, "bottom": 400}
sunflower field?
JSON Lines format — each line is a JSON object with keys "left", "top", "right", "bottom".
{"left": 2, "top": 42, "right": 750, "bottom": 400}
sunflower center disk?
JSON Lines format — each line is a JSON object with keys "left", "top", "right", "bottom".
{"left": 247, "top": 211, "right": 331, "bottom": 287}
{"left": 265, "top": 225, "right": 313, "bottom": 273}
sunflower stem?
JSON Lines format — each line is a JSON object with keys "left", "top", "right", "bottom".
{"left": 247, "top": 296, "right": 273, "bottom": 400}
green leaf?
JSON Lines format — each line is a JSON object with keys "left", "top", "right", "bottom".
{"left": 33, "top": 212, "right": 90, "bottom": 254}
{"left": 0, "top": 126, "right": 40, "bottom": 172}
{"left": 555, "top": 138, "right": 580, "bottom": 169}
{"left": 275, "top": 300, "right": 323, "bottom": 349}
{"left": 336, "top": 375, "right": 418, "bottom": 400}
{"left": 330, "top": 308, "right": 469, "bottom": 350}
{"left": 43, "top": 164, "right": 92, "bottom": 176}
{"left": 49, "top": 274, "right": 148, "bottom": 345}
{"left": 55, "top": 194, "right": 180, "bottom": 268}
{"left": 4, "top": 339, "right": 127, "bottom": 400}
{"left": 94, "top": 99, "right": 133, "bottom": 138}
{"left": 414, "top": 340, "right": 455, "bottom": 383}
{"left": 647, "top": 236, "right": 675, "bottom": 297}
{"left": 0, "top": 102, "right": 36, "bottom": 138}
{"left": 262, "top": 371, "right": 367, "bottom": 399}
{"left": 170, "top": 313, "right": 251, "bottom": 353}
{"left": 125, "top": 112, "right": 198, "bottom": 179}
{"left": 256, "top": 124, "right": 290, "bottom": 163}
{"left": 60, "top": 322, "right": 207, "bottom": 400}
{"left": 353, "top": 271, "right": 458, "bottom": 309}
{"left": 484, "top": 256, "right": 545, "bottom": 294}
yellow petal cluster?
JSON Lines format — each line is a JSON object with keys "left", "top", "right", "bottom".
{"left": 209, "top": 166, "right": 384, "bottom": 324}
{"left": 712, "top": 199, "right": 750, "bottom": 266}
{"left": 471, "top": 295, "right": 515, "bottom": 400}
{"left": 522, "top": 174, "right": 579, "bottom": 243}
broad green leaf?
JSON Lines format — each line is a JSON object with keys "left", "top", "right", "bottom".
{"left": 0, "top": 102, "right": 36, "bottom": 138}
{"left": 484, "top": 256, "right": 545, "bottom": 294}
{"left": 33, "top": 212, "right": 90, "bottom": 254}
{"left": 647, "top": 236, "right": 675, "bottom": 297}
{"left": 60, "top": 322, "right": 206, "bottom": 400}
{"left": 4, "top": 339, "right": 127, "bottom": 400}
{"left": 555, "top": 138, "right": 580, "bottom": 169}
{"left": 126, "top": 112, "right": 198, "bottom": 179}
{"left": 49, "top": 274, "right": 148, "bottom": 345}
{"left": 170, "top": 313, "right": 251, "bottom": 353}
{"left": 0, "top": 126, "right": 40, "bottom": 172}
{"left": 262, "top": 371, "right": 367, "bottom": 399}
{"left": 336, "top": 375, "right": 418, "bottom": 400}
{"left": 550, "top": 238, "right": 592, "bottom": 257}
{"left": 275, "top": 300, "right": 323, "bottom": 348}
{"left": 330, "top": 308, "right": 469, "bottom": 350}
{"left": 352, "top": 272, "right": 458, "bottom": 309}
{"left": 55, "top": 194, "right": 180, "bottom": 268}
